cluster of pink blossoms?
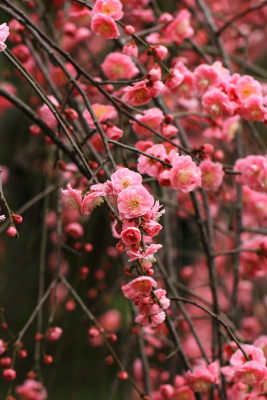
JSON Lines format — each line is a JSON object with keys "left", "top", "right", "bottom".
{"left": 91, "top": 0, "right": 123, "bottom": 40}
{"left": 62, "top": 167, "right": 170, "bottom": 327}
{"left": 137, "top": 141, "right": 224, "bottom": 193}
{"left": 234, "top": 155, "right": 267, "bottom": 193}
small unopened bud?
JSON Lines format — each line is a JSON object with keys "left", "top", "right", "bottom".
{"left": 3, "top": 368, "right": 16, "bottom": 381}
{"left": 117, "top": 371, "right": 128, "bottom": 380}
{"left": 7, "top": 226, "right": 17, "bottom": 237}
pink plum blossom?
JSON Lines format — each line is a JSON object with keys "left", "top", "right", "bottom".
{"left": 199, "top": 160, "right": 225, "bottom": 191}
{"left": 101, "top": 52, "right": 139, "bottom": 80}
{"left": 16, "top": 379, "right": 47, "bottom": 400}
{"left": 117, "top": 184, "right": 154, "bottom": 219}
{"left": 0, "top": 23, "right": 9, "bottom": 51}
{"left": 83, "top": 103, "right": 117, "bottom": 128}
{"left": 92, "top": 0, "right": 123, "bottom": 20}
{"left": 91, "top": 13, "right": 120, "bottom": 39}
{"left": 170, "top": 155, "right": 201, "bottom": 192}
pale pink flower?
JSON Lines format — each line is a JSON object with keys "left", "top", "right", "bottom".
{"left": 235, "top": 75, "right": 262, "bottom": 102}
{"left": 117, "top": 184, "right": 154, "bottom": 219}
{"left": 91, "top": 13, "right": 120, "bottom": 39}
{"left": 121, "top": 81, "right": 152, "bottom": 106}
{"left": 150, "top": 45, "right": 168, "bottom": 60}
{"left": 170, "top": 155, "right": 201, "bottom": 192}
{"left": 194, "top": 64, "right": 220, "bottom": 96}
{"left": 240, "top": 236, "right": 267, "bottom": 279}
{"left": 147, "top": 79, "right": 164, "bottom": 98}
{"left": 234, "top": 155, "right": 267, "bottom": 192}
{"left": 122, "top": 40, "right": 138, "bottom": 58}
{"left": 122, "top": 276, "right": 157, "bottom": 299}
{"left": 186, "top": 362, "right": 219, "bottom": 392}
{"left": 0, "top": 23, "right": 9, "bottom": 51}
{"left": 131, "top": 108, "right": 164, "bottom": 136}
{"left": 126, "top": 243, "right": 162, "bottom": 262}
{"left": 221, "top": 116, "right": 241, "bottom": 142}
{"left": 83, "top": 103, "right": 117, "bottom": 128}
{"left": 101, "top": 52, "right": 139, "bottom": 80}
{"left": 135, "top": 311, "right": 166, "bottom": 327}
{"left": 254, "top": 336, "right": 267, "bottom": 359}
{"left": 62, "top": 183, "right": 104, "bottom": 215}
{"left": 200, "top": 160, "right": 224, "bottom": 191}
{"left": 0, "top": 215, "right": 5, "bottom": 222}
{"left": 38, "top": 95, "right": 59, "bottom": 130}
{"left": 137, "top": 144, "right": 167, "bottom": 177}
{"left": 202, "top": 88, "right": 236, "bottom": 118}
{"left": 110, "top": 168, "right": 142, "bottom": 194}
{"left": 230, "top": 345, "right": 266, "bottom": 368}
{"left": 164, "top": 9, "right": 193, "bottom": 44}
{"left": 239, "top": 95, "right": 267, "bottom": 121}
{"left": 16, "top": 379, "right": 47, "bottom": 400}
{"left": 92, "top": 0, "right": 123, "bottom": 20}
{"left": 234, "top": 361, "right": 267, "bottom": 385}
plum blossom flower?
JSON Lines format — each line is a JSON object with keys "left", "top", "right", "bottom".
{"left": 199, "top": 160, "right": 224, "bottom": 191}
{"left": 101, "top": 52, "right": 139, "bottom": 81}
{"left": 202, "top": 88, "right": 236, "bottom": 118}
{"left": 16, "top": 379, "right": 47, "bottom": 400}
{"left": 122, "top": 276, "right": 157, "bottom": 299}
{"left": 170, "top": 155, "right": 201, "bottom": 192}
{"left": 126, "top": 243, "right": 162, "bottom": 262}
{"left": 92, "top": 0, "right": 123, "bottom": 20}
{"left": 91, "top": 13, "right": 120, "bottom": 39}
{"left": 164, "top": 9, "right": 193, "bottom": 44}
{"left": 109, "top": 168, "right": 142, "bottom": 194}
{"left": 0, "top": 23, "right": 9, "bottom": 51}
{"left": 186, "top": 362, "right": 219, "bottom": 393}
{"left": 62, "top": 183, "right": 104, "bottom": 215}
{"left": 0, "top": 215, "right": 6, "bottom": 222}
{"left": 83, "top": 104, "right": 117, "bottom": 128}
{"left": 234, "top": 155, "right": 267, "bottom": 192}
{"left": 131, "top": 108, "right": 164, "bottom": 136}
{"left": 135, "top": 311, "right": 166, "bottom": 327}
{"left": 121, "top": 81, "right": 152, "bottom": 106}
{"left": 117, "top": 184, "right": 154, "bottom": 219}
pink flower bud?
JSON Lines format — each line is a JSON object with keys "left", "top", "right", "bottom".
{"left": 7, "top": 226, "right": 17, "bottom": 237}
{"left": 3, "top": 368, "right": 16, "bottom": 382}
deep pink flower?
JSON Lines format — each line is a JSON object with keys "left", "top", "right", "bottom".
{"left": 121, "top": 222, "right": 141, "bottom": 246}
{"left": 121, "top": 81, "right": 152, "bottom": 106}
{"left": 91, "top": 13, "right": 120, "bottom": 39}
{"left": 117, "top": 184, "right": 154, "bottom": 219}
{"left": 235, "top": 75, "right": 262, "bottom": 102}
{"left": 239, "top": 95, "right": 267, "bottom": 121}
{"left": 101, "top": 52, "right": 139, "bottom": 80}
